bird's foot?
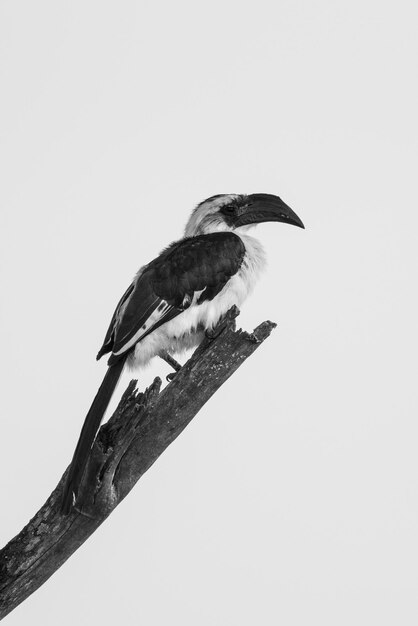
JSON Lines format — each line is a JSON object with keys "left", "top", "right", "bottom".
{"left": 160, "top": 352, "right": 182, "bottom": 382}
{"left": 160, "top": 351, "right": 182, "bottom": 371}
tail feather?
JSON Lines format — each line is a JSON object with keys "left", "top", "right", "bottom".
{"left": 61, "top": 357, "right": 126, "bottom": 514}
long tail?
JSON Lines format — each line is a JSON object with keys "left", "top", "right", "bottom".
{"left": 61, "top": 357, "right": 126, "bottom": 514}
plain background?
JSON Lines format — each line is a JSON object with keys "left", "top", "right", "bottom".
{"left": 1, "top": 1, "right": 417, "bottom": 624}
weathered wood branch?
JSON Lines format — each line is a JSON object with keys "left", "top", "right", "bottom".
{"left": 0, "top": 308, "right": 276, "bottom": 620}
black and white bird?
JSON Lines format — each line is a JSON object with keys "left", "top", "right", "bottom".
{"left": 61, "top": 193, "right": 304, "bottom": 513}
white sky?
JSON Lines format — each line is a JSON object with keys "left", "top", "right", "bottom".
{"left": 1, "top": 1, "right": 417, "bottom": 624}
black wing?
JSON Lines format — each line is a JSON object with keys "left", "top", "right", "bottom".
{"left": 96, "top": 282, "right": 135, "bottom": 360}
{"left": 97, "top": 232, "right": 245, "bottom": 364}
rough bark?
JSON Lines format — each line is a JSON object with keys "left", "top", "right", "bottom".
{"left": 0, "top": 308, "right": 276, "bottom": 620}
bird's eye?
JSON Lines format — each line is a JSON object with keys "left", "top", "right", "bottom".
{"left": 221, "top": 204, "right": 237, "bottom": 215}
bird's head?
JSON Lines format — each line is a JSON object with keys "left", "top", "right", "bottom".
{"left": 184, "top": 193, "right": 304, "bottom": 237}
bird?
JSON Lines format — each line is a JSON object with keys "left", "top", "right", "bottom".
{"left": 61, "top": 193, "right": 304, "bottom": 513}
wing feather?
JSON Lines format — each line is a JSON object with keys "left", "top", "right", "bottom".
{"left": 97, "top": 232, "right": 245, "bottom": 364}
{"left": 96, "top": 282, "right": 135, "bottom": 360}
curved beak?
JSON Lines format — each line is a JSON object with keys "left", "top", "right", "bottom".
{"left": 236, "top": 193, "right": 305, "bottom": 229}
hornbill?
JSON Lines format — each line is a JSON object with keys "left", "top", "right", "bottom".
{"left": 61, "top": 193, "right": 304, "bottom": 513}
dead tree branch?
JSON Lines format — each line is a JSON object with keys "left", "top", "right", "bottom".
{"left": 0, "top": 308, "right": 276, "bottom": 620}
